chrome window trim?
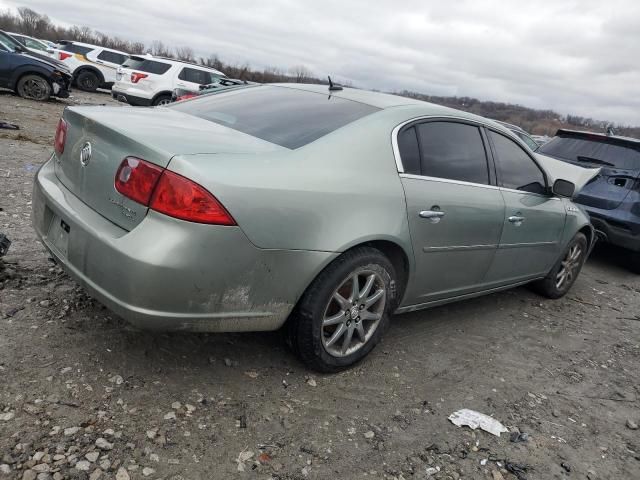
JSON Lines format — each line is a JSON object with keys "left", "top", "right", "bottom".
{"left": 399, "top": 173, "right": 500, "bottom": 191}
{"left": 393, "top": 116, "right": 561, "bottom": 201}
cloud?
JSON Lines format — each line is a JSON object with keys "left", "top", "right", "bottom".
{"left": 2, "top": 0, "right": 639, "bottom": 125}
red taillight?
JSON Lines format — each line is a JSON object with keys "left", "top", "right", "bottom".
{"left": 114, "top": 157, "right": 163, "bottom": 206}
{"left": 150, "top": 170, "right": 236, "bottom": 225}
{"left": 58, "top": 52, "right": 72, "bottom": 60}
{"left": 54, "top": 118, "right": 67, "bottom": 155}
{"left": 114, "top": 158, "right": 236, "bottom": 225}
{"left": 131, "top": 72, "right": 148, "bottom": 83}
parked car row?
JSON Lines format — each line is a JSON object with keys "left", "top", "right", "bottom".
{"left": 0, "top": 30, "right": 72, "bottom": 101}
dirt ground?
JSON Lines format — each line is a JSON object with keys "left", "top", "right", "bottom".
{"left": 1, "top": 90, "right": 639, "bottom": 480}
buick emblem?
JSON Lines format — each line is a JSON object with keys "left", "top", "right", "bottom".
{"left": 80, "top": 142, "right": 92, "bottom": 166}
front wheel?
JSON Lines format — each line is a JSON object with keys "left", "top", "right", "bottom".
{"left": 532, "top": 232, "right": 588, "bottom": 299}
{"left": 287, "top": 247, "right": 396, "bottom": 372}
{"left": 16, "top": 74, "right": 51, "bottom": 101}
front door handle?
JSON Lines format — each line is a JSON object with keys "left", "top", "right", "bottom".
{"left": 419, "top": 210, "right": 445, "bottom": 224}
{"left": 508, "top": 215, "right": 525, "bottom": 224}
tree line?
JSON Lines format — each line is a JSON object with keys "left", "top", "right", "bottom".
{"left": 1, "top": 7, "right": 638, "bottom": 137}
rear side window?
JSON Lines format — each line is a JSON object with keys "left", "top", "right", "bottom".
{"left": 414, "top": 122, "right": 489, "bottom": 184}
{"left": 489, "top": 130, "right": 546, "bottom": 194}
{"left": 97, "top": 50, "right": 128, "bottom": 64}
{"left": 61, "top": 44, "right": 93, "bottom": 55}
{"left": 397, "top": 127, "right": 421, "bottom": 175}
{"left": 178, "top": 67, "right": 212, "bottom": 85}
{"left": 538, "top": 136, "right": 640, "bottom": 170}
{"left": 171, "top": 86, "right": 380, "bottom": 149}
{"left": 123, "top": 58, "right": 171, "bottom": 75}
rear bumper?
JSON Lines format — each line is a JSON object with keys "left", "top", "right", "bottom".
{"left": 32, "top": 157, "right": 335, "bottom": 332}
{"left": 587, "top": 212, "right": 640, "bottom": 252}
{"left": 111, "top": 90, "right": 152, "bottom": 106}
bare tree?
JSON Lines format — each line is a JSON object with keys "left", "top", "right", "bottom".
{"left": 149, "top": 40, "right": 171, "bottom": 57}
{"left": 289, "top": 65, "right": 311, "bottom": 83}
{"left": 174, "top": 46, "right": 195, "bottom": 62}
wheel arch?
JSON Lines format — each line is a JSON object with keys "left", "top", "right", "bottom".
{"left": 10, "top": 67, "right": 52, "bottom": 90}
{"left": 151, "top": 91, "right": 173, "bottom": 105}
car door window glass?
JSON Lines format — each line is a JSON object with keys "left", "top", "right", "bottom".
{"left": 489, "top": 130, "right": 546, "bottom": 194}
{"left": 397, "top": 126, "right": 421, "bottom": 175}
{"left": 516, "top": 132, "right": 539, "bottom": 151}
{"left": 179, "top": 67, "right": 211, "bottom": 85}
{"left": 97, "top": 50, "right": 127, "bottom": 64}
{"left": 416, "top": 122, "right": 489, "bottom": 184}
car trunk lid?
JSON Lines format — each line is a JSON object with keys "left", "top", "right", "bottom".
{"left": 54, "top": 105, "right": 283, "bottom": 230}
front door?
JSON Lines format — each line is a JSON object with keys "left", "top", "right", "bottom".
{"left": 397, "top": 120, "right": 505, "bottom": 304}
{"left": 485, "top": 130, "right": 567, "bottom": 283}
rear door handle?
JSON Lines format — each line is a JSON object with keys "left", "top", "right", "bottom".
{"left": 508, "top": 215, "right": 525, "bottom": 224}
{"left": 419, "top": 210, "right": 445, "bottom": 224}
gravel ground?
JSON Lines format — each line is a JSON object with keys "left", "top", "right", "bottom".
{"left": 1, "top": 90, "right": 639, "bottom": 480}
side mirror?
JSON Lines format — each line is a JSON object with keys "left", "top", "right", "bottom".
{"left": 552, "top": 179, "right": 575, "bottom": 198}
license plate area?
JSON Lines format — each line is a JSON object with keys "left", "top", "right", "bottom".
{"left": 48, "top": 216, "right": 70, "bottom": 257}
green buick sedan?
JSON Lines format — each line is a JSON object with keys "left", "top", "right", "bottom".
{"left": 32, "top": 84, "right": 598, "bottom": 371}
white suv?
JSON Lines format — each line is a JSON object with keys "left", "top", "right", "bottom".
{"left": 112, "top": 55, "right": 225, "bottom": 106}
{"left": 52, "top": 41, "right": 129, "bottom": 91}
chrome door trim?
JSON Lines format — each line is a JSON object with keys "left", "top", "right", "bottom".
{"left": 399, "top": 173, "right": 500, "bottom": 191}
{"left": 498, "top": 241, "right": 558, "bottom": 249}
{"left": 423, "top": 244, "right": 498, "bottom": 253}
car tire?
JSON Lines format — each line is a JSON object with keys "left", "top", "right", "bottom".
{"left": 76, "top": 70, "right": 100, "bottom": 92}
{"left": 152, "top": 94, "right": 172, "bottom": 106}
{"left": 532, "top": 232, "right": 588, "bottom": 299}
{"left": 16, "top": 74, "right": 51, "bottom": 101}
{"left": 287, "top": 247, "right": 396, "bottom": 372}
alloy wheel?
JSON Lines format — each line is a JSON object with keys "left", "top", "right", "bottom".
{"left": 156, "top": 98, "right": 172, "bottom": 106}
{"left": 321, "top": 269, "right": 386, "bottom": 357}
{"left": 556, "top": 244, "right": 583, "bottom": 289}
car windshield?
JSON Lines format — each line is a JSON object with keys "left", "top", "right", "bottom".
{"left": 0, "top": 32, "right": 21, "bottom": 51}
{"left": 171, "top": 86, "right": 380, "bottom": 149}
{"left": 538, "top": 135, "right": 640, "bottom": 170}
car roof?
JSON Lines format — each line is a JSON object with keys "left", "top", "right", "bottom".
{"left": 270, "top": 84, "right": 512, "bottom": 127}
{"left": 58, "top": 40, "right": 127, "bottom": 54}
{"left": 555, "top": 128, "right": 640, "bottom": 146}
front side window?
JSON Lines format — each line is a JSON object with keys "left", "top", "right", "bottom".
{"left": 415, "top": 122, "right": 490, "bottom": 184}
{"left": 489, "top": 130, "right": 546, "bottom": 194}
{"left": 516, "top": 132, "right": 539, "bottom": 151}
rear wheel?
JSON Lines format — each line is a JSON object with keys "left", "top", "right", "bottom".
{"left": 153, "top": 94, "right": 172, "bottom": 106}
{"left": 16, "top": 74, "right": 51, "bottom": 101}
{"left": 287, "top": 247, "right": 395, "bottom": 372}
{"left": 532, "top": 232, "right": 587, "bottom": 299}
{"left": 76, "top": 70, "right": 99, "bottom": 92}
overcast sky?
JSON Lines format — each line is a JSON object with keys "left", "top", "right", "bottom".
{"left": 2, "top": 0, "right": 639, "bottom": 125}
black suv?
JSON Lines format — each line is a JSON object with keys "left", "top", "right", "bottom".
{"left": 0, "top": 31, "right": 71, "bottom": 101}
{"left": 538, "top": 129, "right": 640, "bottom": 272}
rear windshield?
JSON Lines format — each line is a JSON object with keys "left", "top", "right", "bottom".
{"left": 60, "top": 44, "right": 93, "bottom": 55}
{"left": 170, "top": 86, "right": 380, "bottom": 149}
{"left": 122, "top": 57, "right": 171, "bottom": 75}
{"left": 539, "top": 135, "right": 640, "bottom": 170}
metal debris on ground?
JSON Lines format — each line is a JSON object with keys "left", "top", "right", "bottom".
{"left": 0, "top": 121, "right": 19, "bottom": 130}
{"left": 509, "top": 432, "right": 530, "bottom": 443}
{"left": 505, "top": 461, "right": 531, "bottom": 480}
{"left": 448, "top": 409, "right": 508, "bottom": 437}
{"left": 0, "top": 234, "right": 11, "bottom": 257}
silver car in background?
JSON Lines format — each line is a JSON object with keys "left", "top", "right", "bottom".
{"left": 32, "top": 84, "right": 597, "bottom": 371}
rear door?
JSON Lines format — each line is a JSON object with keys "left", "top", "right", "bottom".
{"left": 399, "top": 120, "right": 505, "bottom": 304}
{"left": 93, "top": 49, "right": 128, "bottom": 83}
{"left": 485, "top": 130, "right": 566, "bottom": 283}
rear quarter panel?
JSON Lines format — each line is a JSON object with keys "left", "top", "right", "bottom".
{"left": 167, "top": 108, "right": 416, "bottom": 255}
